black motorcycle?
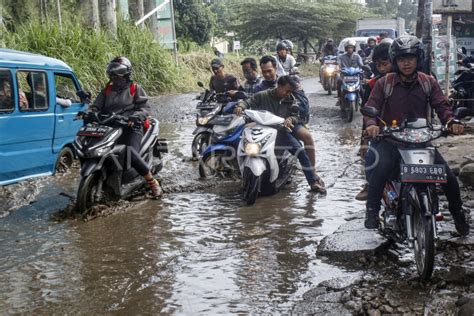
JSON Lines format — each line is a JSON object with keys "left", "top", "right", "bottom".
{"left": 73, "top": 112, "right": 168, "bottom": 214}
{"left": 362, "top": 106, "right": 469, "bottom": 280}
{"left": 450, "top": 64, "right": 474, "bottom": 116}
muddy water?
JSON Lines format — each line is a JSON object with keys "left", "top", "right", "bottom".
{"left": 0, "top": 78, "right": 367, "bottom": 314}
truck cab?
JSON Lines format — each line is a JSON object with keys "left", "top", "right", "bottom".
{"left": 0, "top": 49, "right": 88, "bottom": 185}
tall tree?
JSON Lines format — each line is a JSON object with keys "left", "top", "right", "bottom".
{"left": 174, "top": 1, "right": 216, "bottom": 45}
{"left": 128, "top": 0, "right": 144, "bottom": 23}
{"left": 81, "top": 0, "right": 100, "bottom": 30}
{"left": 232, "top": 1, "right": 366, "bottom": 53}
{"left": 144, "top": 0, "right": 159, "bottom": 41}
{"left": 99, "top": 0, "right": 117, "bottom": 35}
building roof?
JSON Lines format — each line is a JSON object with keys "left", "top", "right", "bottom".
{"left": 0, "top": 48, "right": 72, "bottom": 71}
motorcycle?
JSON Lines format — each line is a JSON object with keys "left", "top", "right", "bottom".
{"left": 237, "top": 110, "right": 297, "bottom": 205}
{"left": 450, "top": 64, "right": 474, "bottom": 116}
{"left": 73, "top": 112, "right": 168, "bottom": 214}
{"left": 198, "top": 114, "right": 246, "bottom": 178}
{"left": 361, "top": 106, "right": 469, "bottom": 280}
{"left": 192, "top": 82, "right": 247, "bottom": 158}
{"left": 339, "top": 67, "right": 363, "bottom": 123}
{"left": 320, "top": 55, "right": 338, "bottom": 95}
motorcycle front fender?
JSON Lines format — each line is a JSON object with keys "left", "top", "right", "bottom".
{"left": 80, "top": 159, "right": 102, "bottom": 177}
{"left": 345, "top": 92, "right": 357, "bottom": 102}
{"left": 193, "top": 126, "right": 212, "bottom": 135}
{"left": 202, "top": 143, "right": 229, "bottom": 157}
{"left": 242, "top": 156, "right": 266, "bottom": 177}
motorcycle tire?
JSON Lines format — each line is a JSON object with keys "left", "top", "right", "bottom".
{"left": 347, "top": 100, "right": 355, "bottom": 123}
{"left": 327, "top": 81, "right": 332, "bottom": 95}
{"left": 413, "top": 195, "right": 435, "bottom": 280}
{"left": 55, "top": 146, "right": 74, "bottom": 174}
{"left": 192, "top": 132, "right": 211, "bottom": 158}
{"left": 243, "top": 167, "right": 260, "bottom": 205}
{"left": 77, "top": 172, "right": 102, "bottom": 215}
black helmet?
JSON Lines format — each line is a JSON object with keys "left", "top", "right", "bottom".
{"left": 281, "top": 39, "right": 294, "bottom": 51}
{"left": 389, "top": 35, "right": 423, "bottom": 64}
{"left": 372, "top": 42, "right": 391, "bottom": 62}
{"left": 107, "top": 56, "right": 132, "bottom": 78}
{"left": 367, "top": 37, "right": 376, "bottom": 44}
{"left": 276, "top": 42, "right": 288, "bottom": 51}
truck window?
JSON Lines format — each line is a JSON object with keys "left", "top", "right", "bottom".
{"left": 55, "top": 73, "right": 80, "bottom": 103}
{"left": 17, "top": 71, "right": 49, "bottom": 111}
{"left": 0, "top": 69, "right": 14, "bottom": 113}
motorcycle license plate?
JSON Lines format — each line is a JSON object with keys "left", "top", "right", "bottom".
{"left": 77, "top": 126, "right": 110, "bottom": 137}
{"left": 325, "top": 60, "right": 336, "bottom": 64}
{"left": 210, "top": 114, "right": 234, "bottom": 126}
{"left": 343, "top": 76, "right": 359, "bottom": 81}
{"left": 400, "top": 164, "right": 447, "bottom": 183}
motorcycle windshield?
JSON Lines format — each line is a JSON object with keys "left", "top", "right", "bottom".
{"left": 245, "top": 110, "right": 285, "bottom": 126}
{"left": 341, "top": 67, "right": 362, "bottom": 76}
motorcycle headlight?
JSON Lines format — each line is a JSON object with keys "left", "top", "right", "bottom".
{"left": 392, "top": 128, "right": 438, "bottom": 143}
{"left": 347, "top": 86, "right": 356, "bottom": 92}
{"left": 244, "top": 143, "right": 261, "bottom": 156}
{"left": 326, "top": 67, "right": 335, "bottom": 74}
{"left": 198, "top": 117, "right": 209, "bottom": 125}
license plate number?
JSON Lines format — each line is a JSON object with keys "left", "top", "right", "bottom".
{"left": 344, "top": 76, "right": 359, "bottom": 81}
{"left": 77, "top": 126, "right": 109, "bottom": 137}
{"left": 400, "top": 164, "right": 447, "bottom": 183}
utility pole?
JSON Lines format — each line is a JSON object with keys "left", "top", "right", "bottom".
{"left": 56, "top": 0, "right": 62, "bottom": 30}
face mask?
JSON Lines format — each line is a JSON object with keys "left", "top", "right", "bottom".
{"left": 112, "top": 76, "right": 128, "bottom": 91}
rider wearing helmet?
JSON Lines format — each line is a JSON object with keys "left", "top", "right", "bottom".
{"left": 321, "top": 38, "right": 338, "bottom": 57}
{"left": 362, "top": 36, "right": 469, "bottom": 235}
{"left": 90, "top": 56, "right": 163, "bottom": 198}
{"left": 360, "top": 37, "right": 377, "bottom": 58}
{"left": 336, "top": 39, "right": 364, "bottom": 97}
{"left": 276, "top": 41, "right": 297, "bottom": 74}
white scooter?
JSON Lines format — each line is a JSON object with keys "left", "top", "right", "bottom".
{"left": 237, "top": 110, "right": 296, "bottom": 205}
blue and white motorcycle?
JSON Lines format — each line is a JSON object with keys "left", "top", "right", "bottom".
{"left": 198, "top": 113, "right": 246, "bottom": 178}
{"left": 339, "top": 67, "right": 363, "bottom": 123}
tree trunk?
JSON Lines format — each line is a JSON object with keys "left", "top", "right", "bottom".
{"left": 415, "top": 0, "right": 426, "bottom": 38}
{"left": 81, "top": 0, "right": 100, "bottom": 30}
{"left": 128, "top": 0, "right": 144, "bottom": 23}
{"left": 99, "top": 0, "right": 117, "bottom": 35}
{"left": 144, "top": 0, "right": 159, "bottom": 41}
{"left": 116, "top": 0, "right": 129, "bottom": 20}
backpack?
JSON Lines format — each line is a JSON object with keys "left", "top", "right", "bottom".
{"left": 104, "top": 82, "right": 137, "bottom": 97}
{"left": 381, "top": 72, "right": 433, "bottom": 123}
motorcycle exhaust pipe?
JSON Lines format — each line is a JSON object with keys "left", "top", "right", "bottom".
{"left": 432, "top": 215, "right": 439, "bottom": 240}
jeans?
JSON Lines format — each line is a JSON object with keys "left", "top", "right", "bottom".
{"left": 118, "top": 127, "right": 149, "bottom": 177}
{"left": 276, "top": 130, "right": 317, "bottom": 186}
{"left": 366, "top": 139, "right": 462, "bottom": 215}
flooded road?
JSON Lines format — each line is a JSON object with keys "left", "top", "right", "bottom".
{"left": 0, "top": 78, "right": 368, "bottom": 314}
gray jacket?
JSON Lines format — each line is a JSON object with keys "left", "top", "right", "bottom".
{"left": 337, "top": 52, "right": 363, "bottom": 69}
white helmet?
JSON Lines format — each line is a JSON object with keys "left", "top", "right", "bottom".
{"left": 282, "top": 39, "right": 294, "bottom": 50}
{"left": 344, "top": 39, "right": 357, "bottom": 51}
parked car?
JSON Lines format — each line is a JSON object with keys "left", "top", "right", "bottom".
{"left": 0, "top": 49, "right": 88, "bottom": 185}
{"left": 337, "top": 37, "right": 370, "bottom": 55}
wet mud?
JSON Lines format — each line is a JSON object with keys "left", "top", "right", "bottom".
{"left": 0, "top": 77, "right": 472, "bottom": 314}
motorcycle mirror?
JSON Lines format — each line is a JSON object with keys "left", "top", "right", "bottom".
{"left": 362, "top": 65, "right": 372, "bottom": 73}
{"left": 453, "top": 107, "right": 469, "bottom": 119}
{"left": 77, "top": 90, "right": 92, "bottom": 103}
{"left": 197, "top": 81, "right": 204, "bottom": 88}
{"left": 294, "top": 62, "right": 301, "bottom": 67}
{"left": 360, "top": 106, "right": 379, "bottom": 118}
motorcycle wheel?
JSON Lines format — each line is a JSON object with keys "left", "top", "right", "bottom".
{"left": 199, "top": 150, "right": 235, "bottom": 178}
{"left": 192, "top": 132, "right": 211, "bottom": 158}
{"left": 55, "top": 146, "right": 74, "bottom": 174}
{"left": 346, "top": 100, "right": 355, "bottom": 123}
{"left": 413, "top": 202, "right": 435, "bottom": 280}
{"left": 243, "top": 167, "right": 260, "bottom": 205}
{"left": 327, "top": 80, "right": 332, "bottom": 95}
{"left": 77, "top": 172, "right": 103, "bottom": 215}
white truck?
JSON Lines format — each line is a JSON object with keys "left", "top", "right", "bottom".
{"left": 355, "top": 18, "right": 406, "bottom": 39}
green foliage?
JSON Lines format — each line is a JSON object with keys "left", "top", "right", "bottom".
{"left": 0, "top": 20, "right": 192, "bottom": 95}
{"left": 366, "top": 0, "right": 417, "bottom": 31}
{"left": 174, "top": 1, "right": 217, "bottom": 46}
{"left": 231, "top": 1, "right": 367, "bottom": 51}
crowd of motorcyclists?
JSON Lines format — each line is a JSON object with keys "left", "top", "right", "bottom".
{"left": 78, "top": 34, "right": 470, "bottom": 238}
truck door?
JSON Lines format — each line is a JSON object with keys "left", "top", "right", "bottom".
{"left": 0, "top": 69, "right": 55, "bottom": 184}
{"left": 52, "top": 72, "right": 87, "bottom": 153}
